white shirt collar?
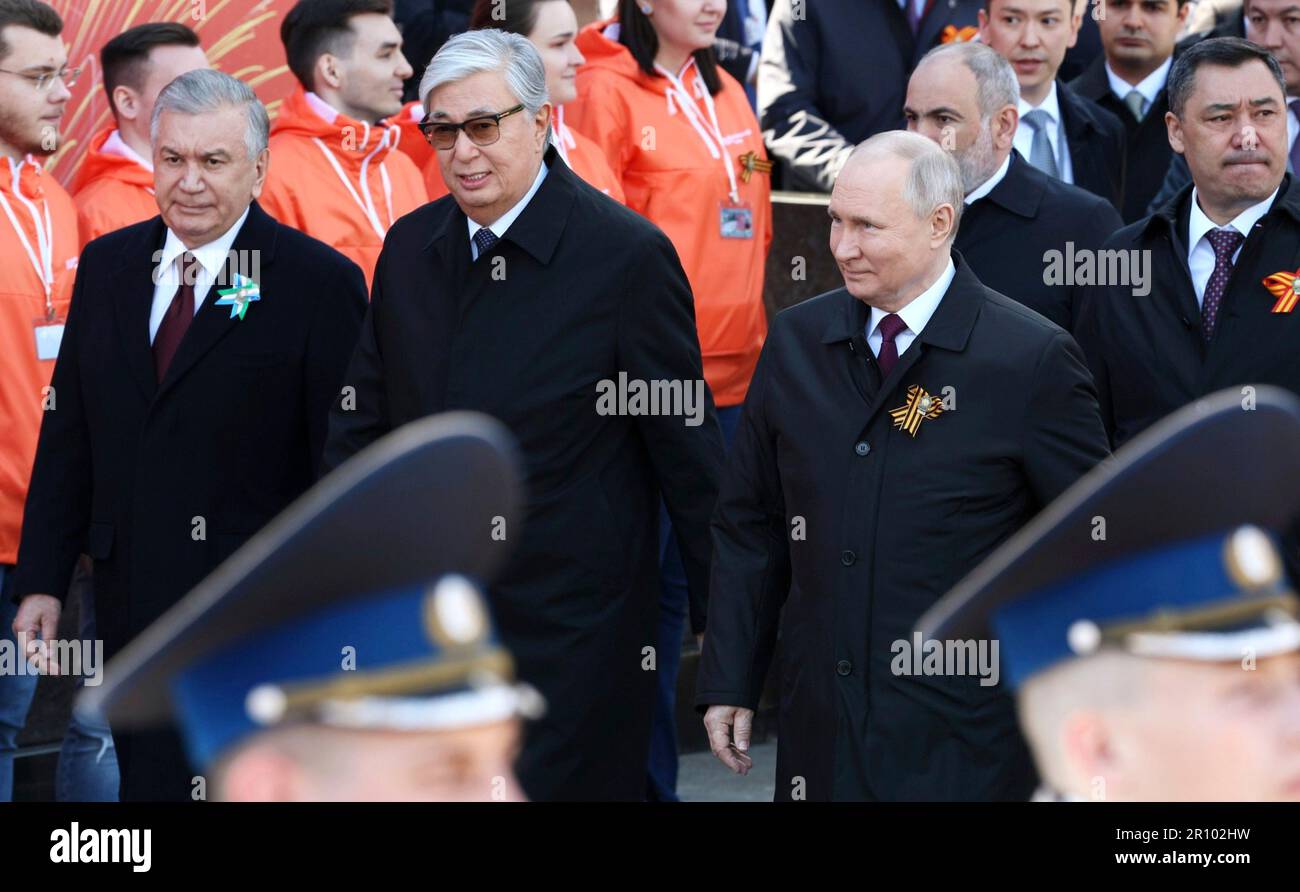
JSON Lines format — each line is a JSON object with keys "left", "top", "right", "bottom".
{"left": 467, "top": 160, "right": 549, "bottom": 249}
{"left": 101, "top": 129, "right": 154, "bottom": 172}
{"left": 1018, "top": 80, "right": 1061, "bottom": 123}
{"left": 305, "top": 91, "right": 342, "bottom": 124}
{"left": 868, "top": 257, "right": 956, "bottom": 341}
{"left": 1104, "top": 56, "right": 1172, "bottom": 106}
{"left": 159, "top": 206, "right": 251, "bottom": 282}
{"left": 1187, "top": 185, "right": 1278, "bottom": 252}
{"left": 965, "top": 152, "right": 1012, "bottom": 205}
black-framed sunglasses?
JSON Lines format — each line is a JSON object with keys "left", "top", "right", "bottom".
{"left": 0, "top": 65, "right": 81, "bottom": 91}
{"left": 419, "top": 104, "right": 526, "bottom": 150}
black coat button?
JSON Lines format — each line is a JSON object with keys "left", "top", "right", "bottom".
{"left": 836, "top": 660, "right": 852, "bottom": 676}
{"left": 854, "top": 441, "right": 870, "bottom": 456}
{"left": 841, "top": 549, "right": 856, "bottom": 566}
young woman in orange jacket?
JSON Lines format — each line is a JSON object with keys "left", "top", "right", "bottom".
{"left": 569, "top": 0, "right": 771, "bottom": 410}
{"left": 567, "top": 0, "right": 773, "bottom": 802}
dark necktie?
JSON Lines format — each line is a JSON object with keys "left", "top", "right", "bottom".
{"left": 472, "top": 226, "right": 498, "bottom": 259}
{"left": 907, "top": 0, "right": 924, "bottom": 34}
{"left": 876, "top": 312, "right": 908, "bottom": 379}
{"left": 1201, "top": 228, "right": 1244, "bottom": 341}
{"left": 153, "top": 252, "right": 199, "bottom": 382}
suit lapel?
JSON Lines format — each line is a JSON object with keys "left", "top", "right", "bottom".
{"left": 957, "top": 153, "right": 1041, "bottom": 253}
{"left": 864, "top": 344, "right": 925, "bottom": 427}
{"left": 426, "top": 190, "right": 470, "bottom": 292}
{"left": 1152, "top": 188, "right": 1202, "bottom": 329}
{"left": 913, "top": 0, "right": 946, "bottom": 60}
{"left": 857, "top": 255, "right": 982, "bottom": 435}
{"left": 1057, "top": 82, "right": 1092, "bottom": 187}
{"left": 156, "top": 203, "right": 280, "bottom": 400}
{"left": 112, "top": 217, "right": 168, "bottom": 401}
{"left": 1204, "top": 179, "right": 1300, "bottom": 378}
{"left": 1071, "top": 56, "right": 1110, "bottom": 106}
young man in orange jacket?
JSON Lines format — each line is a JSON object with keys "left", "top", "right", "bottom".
{"left": 261, "top": 0, "right": 429, "bottom": 291}
{"left": 68, "top": 23, "right": 209, "bottom": 247}
{"left": 0, "top": 0, "right": 80, "bottom": 801}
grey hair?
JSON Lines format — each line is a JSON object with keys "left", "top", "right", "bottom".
{"left": 918, "top": 41, "right": 1020, "bottom": 122}
{"left": 419, "top": 28, "right": 549, "bottom": 136}
{"left": 846, "top": 131, "right": 965, "bottom": 239}
{"left": 151, "top": 69, "right": 270, "bottom": 159}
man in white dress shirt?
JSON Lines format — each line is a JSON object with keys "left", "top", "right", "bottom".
{"left": 906, "top": 40, "right": 1123, "bottom": 328}
{"left": 1074, "top": 37, "right": 1300, "bottom": 450}
{"left": 11, "top": 69, "right": 367, "bottom": 800}
{"left": 980, "top": 0, "right": 1128, "bottom": 209}
{"left": 323, "top": 29, "right": 724, "bottom": 801}
{"left": 698, "top": 131, "right": 1109, "bottom": 801}
{"left": 1069, "top": 0, "right": 1189, "bottom": 220}
{"left": 1141, "top": 0, "right": 1300, "bottom": 213}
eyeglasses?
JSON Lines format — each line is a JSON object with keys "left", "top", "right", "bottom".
{"left": 0, "top": 65, "right": 81, "bottom": 91}
{"left": 419, "top": 104, "right": 525, "bottom": 150}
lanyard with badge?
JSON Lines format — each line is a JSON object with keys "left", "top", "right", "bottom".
{"left": 654, "top": 60, "right": 753, "bottom": 240}
{"left": 0, "top": 162, "right": 62, "bottom": 360}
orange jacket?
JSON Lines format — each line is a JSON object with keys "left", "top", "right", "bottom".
{"left": 419, "top": 106, "right": 626, "bottom": 205}
{"left": 69, "top": 128, "right": 157, "bottom": 248}
{"left": 0, "top": 156, "right": 79, "bottom": 565}
{"left": 261, "top": 88, "right": 429, "bottom": 290}
{"left": 389, "top": 100, "right": 436, "bottom": 172}
{"left": 569, "top": 19, "right": 771, "bottom": 407}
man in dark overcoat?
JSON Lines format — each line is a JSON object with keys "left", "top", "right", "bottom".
{"left": 697, "top": 131, "right": 1110, "bottom": 801}
{"left": 323, "top": 29, "right": 724, "bottom": 801}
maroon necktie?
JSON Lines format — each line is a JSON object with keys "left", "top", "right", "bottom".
{"left": 876, "top": 313, "right": 908, "bottom": 379}
{"left": 907, "top": 0, "right": 925, "bottom": 34}
{"left": 1201, "top": 229, "right": 1244, "bottom": 341}
{"left": 154, "top": 252, "right": 199, "bottom": 382}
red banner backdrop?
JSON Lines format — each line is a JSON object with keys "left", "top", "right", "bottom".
{"left": 47, "top": 0, "right": 297, "bottom": 187}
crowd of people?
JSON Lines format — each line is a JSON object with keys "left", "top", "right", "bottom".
{"left": 1, "top": 0, "right": 1298, "bottom": 802}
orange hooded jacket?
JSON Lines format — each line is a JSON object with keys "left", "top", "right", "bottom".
{"left": 389, "top": 100, "right": 436, "bottom": 171}
{"left": 68, "top": 128, "right": 157, "bottom": 248}
{"left": 0, "top": 156, "right": 79, "bottom": 565}
{"left": 260, "top": 88, "right": 429, "bottom": 290}
{"left": 568, "top": 19, "right": 771, "bottom": 407}
{"left": 417, "top": 104, "right": 626, "bottom": 205}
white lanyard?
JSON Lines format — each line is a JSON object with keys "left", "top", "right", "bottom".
{"left": 0, "top": 158, "right": 55, "bottom": 315}
{"left": 654, "top": 60, "right": 740, "bottom": 204}
{"left": 311, "top": 130, "right": 396, "bottom": 241}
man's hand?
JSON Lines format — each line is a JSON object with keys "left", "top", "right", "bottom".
{"left": 12, "top": 594, "right": 61, "bottom": 674}
{"left": 703, "top": 704, "right": 755, "bottom": 775}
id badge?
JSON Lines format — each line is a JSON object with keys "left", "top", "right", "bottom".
{"left": 34, "top": 319, "right": 65, "bottom": 361}
{"left": 720, "top": 201, "right": 754, "bottom": 240}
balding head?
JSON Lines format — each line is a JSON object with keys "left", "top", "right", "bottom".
{"left": 906, "top": 42, "right": 1020, "bottom": 192}
{"left": 829, "top": 132, "right": 962, "bottom": 311}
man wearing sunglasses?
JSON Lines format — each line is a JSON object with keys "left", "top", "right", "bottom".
{"left": 0, "top": 0, "right": 79, "bottom": 802}
{"left": 324, "top": 28, "right": 725, "bottom": 802}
